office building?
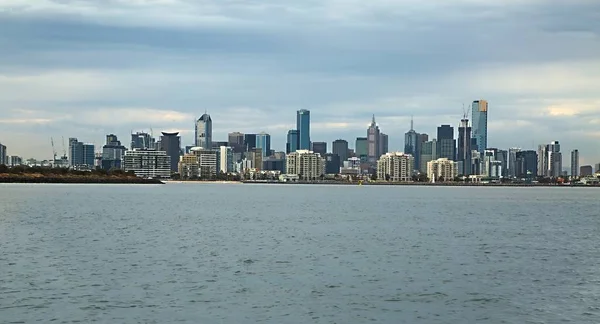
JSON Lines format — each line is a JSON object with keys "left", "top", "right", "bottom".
{"left": 547, "top": 141, "right": 562, "bottom": 177}
{"left": 159, "top": 132, "right": 181, "bottom": 172}
{"left": 472, "top": 99, "right": 488, "bottom": 153}
{"left": 228, "top": 132, "right": 245, "bottom": 153}
{"left": 332, "top": 139, "right": 349, "bottom": 163}
{"left": 437, "top": 125, "right": 456, "bottom": 161}
{"left": 9, "top": 156, "right": 22, "bottom": 167}
{"left": 324, "top": 153, "right": 341, "bottom": 174}
{"left": 248, "top": 148, "right": 263, "bottom": 171}
{"left": 571, "top": 149, "right": 579, "bottom": 177}
{"left": 595, "top": 163, "right": 600, "bottom": 173}
{"left": 508, "top": 148, "right": 521, "bottom": 178}
{"left": 255, "top": 132, "right": 271, "bottom": 158}
{"left": 427, "top": 158, "right": 458, "bottom": 182}
{"left": 178, "top": 154, "right": 200, "bottom": 179}
{"left": 190, "top": 147, "right": 218, "bottom": 178}
{"left": 286, "top": 150, "right": 324, "bottom": 180}
{"left": 195, "top": 113, "right": 212, "bottom": 149}
{"left": 404, "top": 118, "right": 419, "bottom": 167}
{"left": 515, "top": 150, "right": 537, "bottom": 178}
{"left": 367, "top": 115, "right": 381, "bottom": 163}
{"left": 286, "top": 130, "right": 298, "bottom": 154}
{"left": 219, "top": 146, "right": 234, "bottom": 173}
{"left": 457, "top": 118, "right": 472, "bottom": 175}
{"left": 377, "top": 152, "right": 414, "bottom": 182}
{"left": 297, "top": 109, "right": 311, "bottom": 150}
{"left": 416, "top": 133, "right": 428, "bottom": 171}
{"left": 496, "top": 149, "right": 508, "bottom": 177}
{"left": 0, "top": 143, "right": 6, "bottom": 166}
{"left": 580, "top": 165, "right": 593, "bottom": 177}
{"left": 311, "top": 142, "right": 327, "bottom": 157}
{"left": 419, "top": 139, "right": 438, "bottom": 173}
{"left": 482, "top": 149, "right": 503, "bottom": 178}
{"left": 101, "top": 134, "right": 127, "bottom": 170}
{"left": 355, "top": 137, "right": 368, "bottom": 162}
{"left": 263, "top": 158, "right": 286, "bottom": 174}
{"left": 69, "top": 138, "right": 95, "bottom": 169}
{"left": 131, "top": 132, "right": 156, "bottom": 150}
{"left": 537, "top": 145, "right": 549, "bottom": 177}
{"left": 471, "top": 150, "right": 482, "bottom": 176}
{"left": 244, "top": 133, "right": 257, "bottom": 152}
{"left": 379, "top": 133, "right": 389, "bottom": 156}
{"left": 124, "top": 149, "right": 171, "bottom": 178}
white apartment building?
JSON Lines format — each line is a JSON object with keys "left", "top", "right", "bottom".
{"left": 123, "top": 149, "right": 171, "bottom": 178}
{"left": 219, "top": 146, "right": 234, "bottom": 173}
{"left": 286, "top": 150, "right": 325, "bottom": 180}
{"left": 427, "top": 158, "right": 458, "bottom": 181}
{"left": 377, "top": 152, "right": 414, "bottom": 182}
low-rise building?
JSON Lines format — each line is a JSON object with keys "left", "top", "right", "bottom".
{"left": 580, "top": 165, "right": 593, "bottom": 177}
{"left": 286, "top": 150, "right": 325, "bottom": 181}
{"left": 377, "top": 152, "right": 414, "bottom": 182}
{"left": 123, "top": 149, "right": 171, "bottom": 178}
{"left": 427, "top": 158, "right": 458, "bottom": 182}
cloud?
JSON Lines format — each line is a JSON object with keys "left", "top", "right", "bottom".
{"left": 0, "top": 0, "right": 599, "bottom": 166}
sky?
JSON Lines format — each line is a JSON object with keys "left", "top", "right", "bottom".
{"left": 1, "top": 0, "right": 599, "bottom": 166}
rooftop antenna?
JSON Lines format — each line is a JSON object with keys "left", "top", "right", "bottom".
{"left": 410, "top": 115, "right": 414, "bottom": 131}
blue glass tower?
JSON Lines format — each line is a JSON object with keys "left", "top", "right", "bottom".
{"left": 296, "top": 109, "right": 311, "bottom": 150}
{"left": 255, "top": 132, "right": 271, "bottom": 158}
{"left": 286, "top": 130, "right": 298, "bottom": 154}
{"left": 472, "top": 100, "right": 488, "bottom": 154}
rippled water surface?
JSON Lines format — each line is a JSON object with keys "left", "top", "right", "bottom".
{"left": 1, "top": 183, "right": 599, "bottom": 323}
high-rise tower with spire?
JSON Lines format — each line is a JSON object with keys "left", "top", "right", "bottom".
{"left": 367, "top": 114, "right": 381, "bottom": 164}
{"left": 404, "top": 116, "right": 420, "bottom": 171}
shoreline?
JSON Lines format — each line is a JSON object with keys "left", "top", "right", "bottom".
{"left": 240, "top": 181, "right": 599, "bottom": 187}
{"left": 0, "top": 174, "right": 163, "bottom": 185}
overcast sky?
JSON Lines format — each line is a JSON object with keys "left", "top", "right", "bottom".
{"left": 1, "top": 0, "right": 599, "bottom": 166}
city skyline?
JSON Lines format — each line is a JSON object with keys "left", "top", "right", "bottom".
{"left": 0, "top": 1, "right": 599, "bottom": 164}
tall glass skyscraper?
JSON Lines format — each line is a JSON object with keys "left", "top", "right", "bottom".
{"left": 160, "top": 132, "right": 181, "bottom": 172}
{"left": 255, "top": 132, "right": 271, "bottom": 158}
{"left": 296, "top": 109, "right": 311, "bottom": 150}
{"left": 437, "top": 125, "right": 456, "bottom": 161}
{"left": 457, "top": 119, "right": 472, "bottom": 175}
{"left": 286, "top": 130, "right": 298, "bottom": 154}
{"left": 472, "top": 100, "right": 488, "bottom": 153}
{"left": 195, "top": 113, "right": 212, "bottom": 149}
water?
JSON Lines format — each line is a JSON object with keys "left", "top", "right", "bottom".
{"left": 1, "top": 183, "right": 599, "bottom": 323}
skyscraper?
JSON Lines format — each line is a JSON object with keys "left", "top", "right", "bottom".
{"left": 228, "top": 132, "right": 245, "bottom": 153}
{"left": 311, "top": 142, "right": 327, "bottom": 156}
{"left": 379, "top": 133, "right": 389, "bottom": 156}
{"left": 437, "top": 125, "right": 456, "bottom": 161}
{"left": 69, "top": 138, "right": 93, "bottom": 168}
{"left": 131, "top": 132, "right": 155, "bottom": 150}
{"left": 102, "top": 134, "right": 126, "bottom": 170}
{"left": 472, "top": 100, "right": 488, "bottom": 154}
{"left": 332, "top": 139, "right": 349, "bottom": 163}
{"left": 296, "top": 109, "right": 311, "bottom": 150}
{"left": 515, "top": 150, "right": 537, "bottom": 178}
{"left": 537, "top": 145, "right": 548, "bottom": 177}
{"left": 286, "top": 130, "right": 298, "bottom": 154}
{"left": 367, "top": 115, "right": 380, "bottom": 163}
{"left": 0, "top": 143, "right": 6, "bottom": 166}
{"left": 508, "top": 148, "right": 521, "bottom": 178}
{"left": 255, "top": 132, "right": 271, "bottom": 158}
{"left": 355, "top": 137, "right": 368, "bottom": 161}
{"left": 548, "top": 141, "right": 562, "bottom": 177}
{"left": 419, "top": 139, "right": 438, "bottom": 173}
{"left": 160, "top": 132, "right": 181, "bottom": 172}
{"left": 195, "top": 113, "right": 212, "bottom": 149}
{"left": 244, "top": 134, "right": 257, "bottom": 152}
{"left": 404, "top": 118, "right": 419, "bottom": 160}
{"left": 571, "top": 149, "right": 579, "bottom": 177}
{"left": 457, "top": 118, "right": 472, "bottom": 175}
